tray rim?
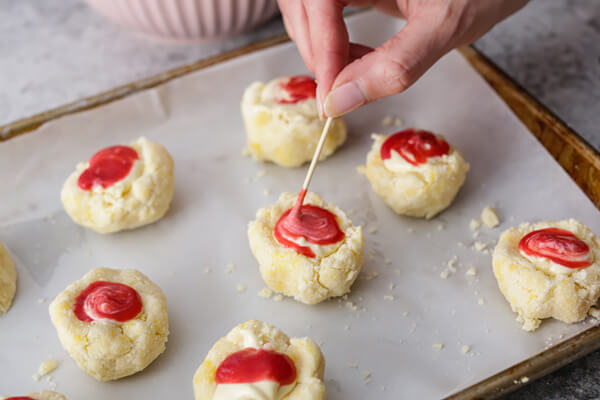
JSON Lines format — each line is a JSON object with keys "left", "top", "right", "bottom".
{"left": 2, "top": 21, "right": 600, "bottom": 400}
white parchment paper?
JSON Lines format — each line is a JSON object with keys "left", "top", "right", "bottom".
{"left": 1, "top": 10, "right": 599, "bottom": 399}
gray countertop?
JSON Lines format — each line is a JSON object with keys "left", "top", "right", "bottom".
{"left": 1, "top": 0, "right": 599, "bottom": 398}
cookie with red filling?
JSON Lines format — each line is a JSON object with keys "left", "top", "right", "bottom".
{"left": 49, "top": 268, "right": 169, "bottom": 380}
{"left": 61, "top": 137, "right": 174, "bottom": 233}
{"left": 241, "top": 75, "right": 347, "bottom": 167}
{"left": 493, "top": 219, "right": 600, "bottom": 331}
{"left": 363, "top": 130, "right": 469, "bottom": 219}
{"left": 193, "top": 320, "right": 326, "bottom": 400}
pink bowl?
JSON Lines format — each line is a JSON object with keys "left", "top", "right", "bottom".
{"left": 85, "top": 0, "right": 280, "bottom": 42}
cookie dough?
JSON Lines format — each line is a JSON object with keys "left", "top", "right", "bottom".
{"left": 61, "top": 137, "right": 175, "bottom": 233}
{"left": 364, "top": 130, "right": 469, "bottom": 219}
{"left": 49, "top": 267, "right": 169, "bottom": 381}
{"left": 248, "top": 192, "right": 364, "bottom": 305}
{"left": 492, "top": 219, "right": 600, "bottom": 331}
{"left": 1, "top": 391, "right": 67, "bottom": 400}
{"left": 0, "top": 242, "right": 16, "bottom": 316}
{"left": 241, "top": 75, "right": 347, "bottom": 167}
{"left": 193, "top": 319, "right": 326, "bottom": 400}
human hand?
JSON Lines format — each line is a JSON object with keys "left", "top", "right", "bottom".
{"left": 278, "top": 0, "right": 529, "bottom": 117}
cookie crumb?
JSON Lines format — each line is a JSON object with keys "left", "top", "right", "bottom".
{"left": 225, "top": 263, "right": 236, "bottom": 274}
{"left": 236, "top": 284, "right": 247, "bottom": 293}
{"left": 472, "top": 241, "right": 487, "bottom": 252}
{"left": 383, "top": 295, "right": 395, "bottom": 301}
{"left": 589, "top": 307, "right": 600, "bottom": 319}
{"left": 440, "top": 270, "right": 449, "bottom": 279}
{"left": 432, "top": 343, "right": 444, "bottom": 350}
{"left": 258, "top": 287, "right": 273, "bottom": 299}
{"left": 466, "top": 267, "right": 477, "bottom": 276}
{"left": 368, "top": 227, "right": 378, "bottom": 234}
{"left": 478, "top": 298, "right": 485, "bottom": 305}
{"left": 33, "top": 359, "right": 58, "bottom": 381}
{"left": 263, "top": 188, "right": 271, "bottom": 196}
{"left": 356, "top": 165, "right": 367, "bottom": 176}
{"left": 394, "top": 117, "right": 404, "bottom": 127}
{"left": 203, "top": 267, "right": 212, "bottom": 274}
{"left": 348, "top": 362, "right": 358, "bottom": 368}
{"left": 382, "top": 116, "right": 394, "bottom": 126}
{"left": 437, "top": 223, "right": 446, "bottom": 231}
{"left": 273, "top": 294, "right": 284, "bottom": 302}
{"left": 447, "top": 256, "right": 458, "bottom": 272}
{"left": 470, "top": 219, "right": 481, "bottom": 231}
{"left": 461, "top": 345, "right": 471, "bottom": 354}
{"left": 385, "top": 258, "right": 392, "bottom": 265}
{"left": 520, "top": 376, "right": 530, "bottom": 384}
{"left": 481, "top": 206, "right": 500, "bottom": 228}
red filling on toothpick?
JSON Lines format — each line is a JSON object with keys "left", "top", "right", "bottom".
{"left": 74, "top": 281, "right": 143, "bottom": 323}
{"left": 380, "top": 129, "right": 450, "bottom": 166}
{"left": 519, "top": 227, "right": 593, "bottom": 269}
{"left": 78, "top": 145, "right": 139, "bottom": 190}
{"left": 216, "top": 348, "right": 297, "bottom": 386}
{"left": 276, "top": 75, "right": 317, "bottom": 104}
{"left": 5, "top": 397, "right": 36, "bottom": 400}
{"left": 274, "top": 189, "right": 345, "bottom": 258}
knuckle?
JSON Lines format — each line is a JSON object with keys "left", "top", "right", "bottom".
{"left": 379, "top": 57, "right": 413, "bottom": 94}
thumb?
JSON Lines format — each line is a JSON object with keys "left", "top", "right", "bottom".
{"left": 323, "top": 18, "right": 448, "bottom": 117}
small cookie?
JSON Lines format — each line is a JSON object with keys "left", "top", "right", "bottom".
{"left": 241, "top": 75, "right": 347, "bottom": 167}
{"left": 61, "top": 137, "right": 174, "bottom": 233}
{"left": 1, "top": 391, "right": 67, "bottom": 400}
{"left": 493, "top": 219, "right": 600, "bottom": 331}
{"left": 49, "top": 268, "right": 169, "bottom": 381}
{"left": 364, "top": 130, "right": 469, "bottom": 219}
{"left": 0, "top": 242, "right": 16, "bottom": 316}
{"left": 193, "top": 319, "right": 326, "bottom": 400}
{"left": 248, "top": 192, "right": 364, "bottom": 304}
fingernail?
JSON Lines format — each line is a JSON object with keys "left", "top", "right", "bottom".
{"left": 324, "top": 81, "right": 367, "bottom": 117}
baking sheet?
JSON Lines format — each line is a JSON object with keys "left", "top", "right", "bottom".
{"left": 1, "top": 10, "right": 599, "bottom": 399}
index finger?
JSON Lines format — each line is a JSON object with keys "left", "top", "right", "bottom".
{"left": 303, "top": 0, "right": 351, "bottom": 107}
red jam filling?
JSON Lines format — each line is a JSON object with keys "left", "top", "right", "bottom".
{"left": 519, "top": 228, "right": 592, "bottom": 269}
{"left": 74, "top": 281, "right": 143, "bottom": 323}
{"left": 78, "top": 145, "right": 139, "bottom": 190}
{"left": 276, "top": 75, "right": 317, "bottom": 104}
{"left": 216, "top": 348, "right": 297, "bottom": 386}
{"left": 380, "top": 129, "right": 450, "bottom": 166}
{"left": 5, "top": 397, "right": 36, "bottom": 400}
{"left": 273, "top": 189, "right": 345, "bottom": 258}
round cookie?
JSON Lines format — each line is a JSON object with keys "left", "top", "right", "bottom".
{"left": 364, "top": 130, "right": 469, "bottom": 219}
{"left": 1, "top": 391, "right": 67, "bottom": 400}
{"left": 193, "top": 319, "right": 326, "bottom": 400}
{"left": 49, "top": 267, "right": 169, "bottom": 381}
{"left": 0, "top": 242, "right": 16, "bottom": 316}
{"left": 241, "top": 75, "right": 347, "bottom": 167}
{"left": 492, "top": 219, "right": 600, "bottom": 331}
{"left": 61, "top": 137, "right": 175, "bottom": 233}
{"left": 248, "top": 192, "right": 364, "bottom": 305}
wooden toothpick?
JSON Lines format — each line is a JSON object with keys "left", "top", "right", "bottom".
{"left": 291, "top": 117, "right": 334, "bottom": 214}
